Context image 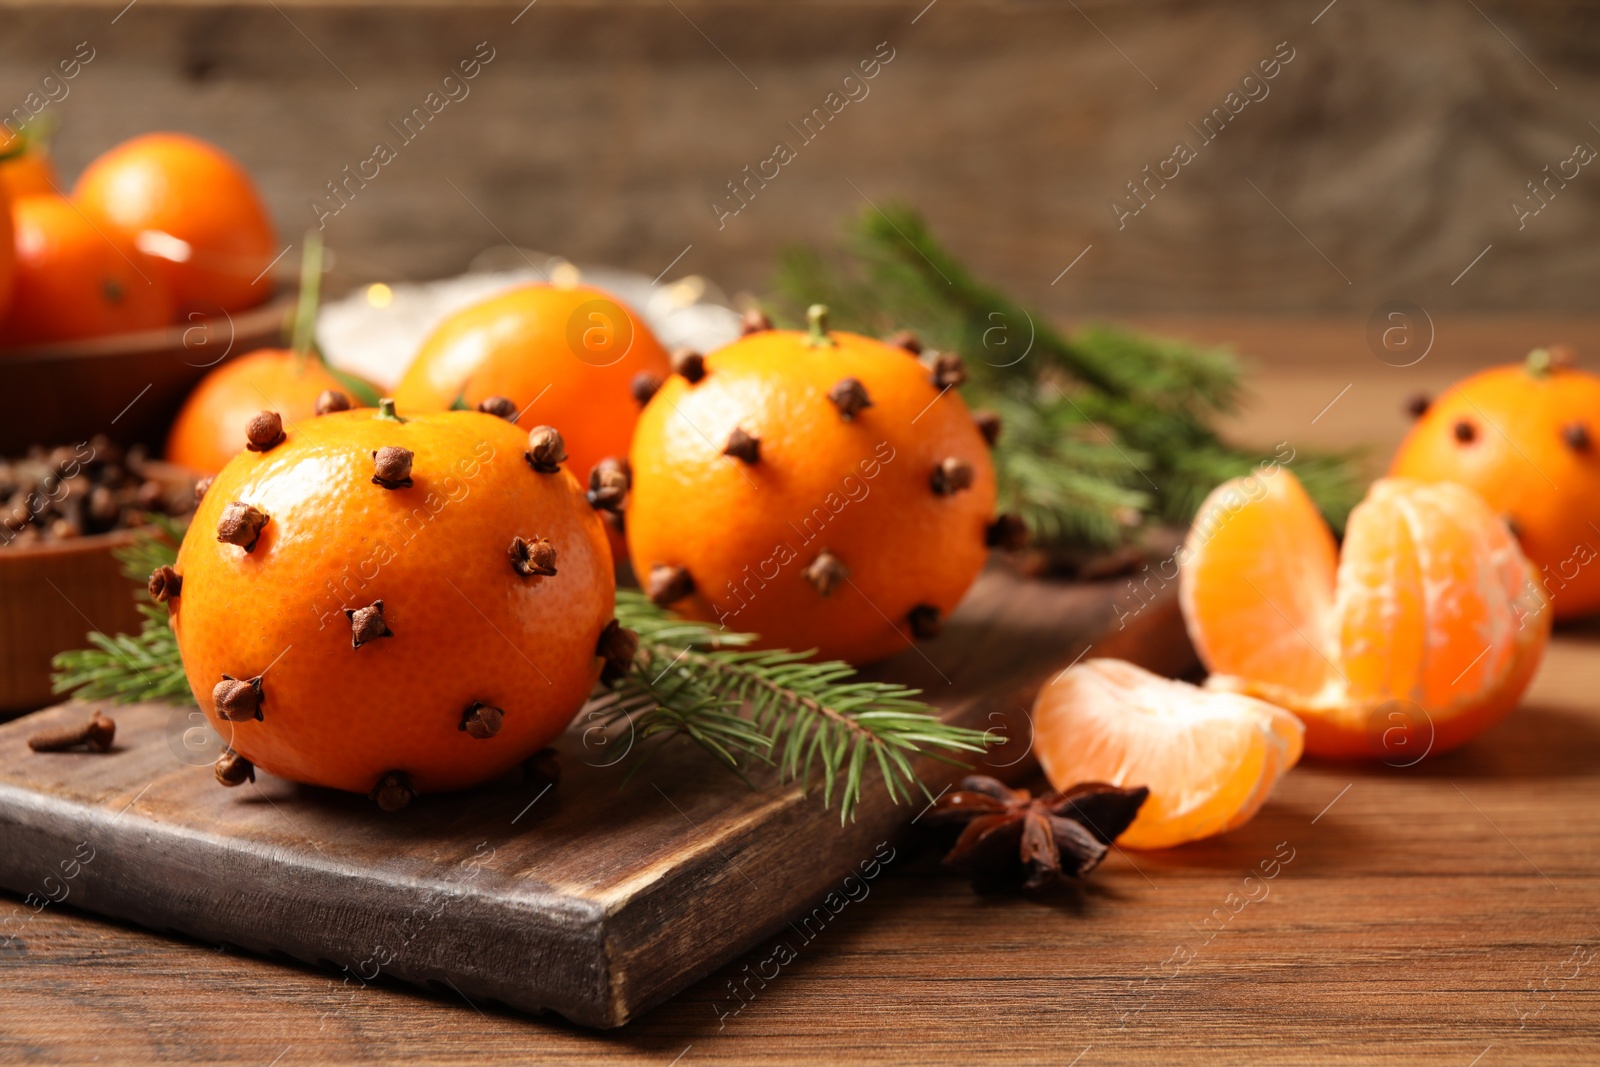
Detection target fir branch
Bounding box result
[50,530,996,822]
[51,514,195,706]
[610,591,993,822]
[52,603,193,704]
[768,205,1364,550]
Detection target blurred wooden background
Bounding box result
[1,0,1597,318]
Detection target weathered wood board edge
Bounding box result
[0,580,1193,1028]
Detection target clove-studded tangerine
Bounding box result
[170,402,618,799]
[627,306,998,664]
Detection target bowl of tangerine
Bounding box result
[0,127,292,456]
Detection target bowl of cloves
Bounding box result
[0,436,196,715]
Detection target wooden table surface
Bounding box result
[5,317,1599,1065]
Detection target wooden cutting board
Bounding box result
[0,564,1193,1028]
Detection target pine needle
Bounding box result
[609,591,993,823]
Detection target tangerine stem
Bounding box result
[806,303,836,348]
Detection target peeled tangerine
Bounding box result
[1180,469,1550,760]
[168,401,621,809]
[1034,659,1303,850]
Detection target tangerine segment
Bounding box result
[1182,470,1551,759]
[1033,659,1304,850]
[1178,465,1339,701]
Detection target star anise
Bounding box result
[926,774,1149,892]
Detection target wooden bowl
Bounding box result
[0,527,148,715]
[0,461,196,716]
[0,295,293,455]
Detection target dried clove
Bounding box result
[740,308,773,334]
[630,372,663,405]
[827,378,873,421]
[371,446,415,490]
[214,749,255,787]
[345,600,393,648]
[671,349,706,384]
[27,709,116,753]
[647,564,695,606]
[973,410,1002,447]
[596,619,639,684]
[213,674,264,722]
[884,329,922,355]
[245,411,286,452]
[524,426,567,473]
[315,390,352,416]
[587,457,631,512]
[930,457,975,496]
[523,748,561,788]
[907,604,943,640]
[216,502,269,552]
[476,395,517,421]
[459,702,504,740]
[1454,419,1477,444]
[509,535,558,577]
[985,514,1030,551]
[147,564,182,603]
[930,353,968,389]
[1563,422,1591,452]
[371,771,415,812]
[722,426,761,464]
[804,551,849,596]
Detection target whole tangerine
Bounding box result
[0,194,172,348]
[1390,346,1600,618]
[393,282,673,495]
[74,132,278,315]
[166,348,364,475]
[169,402,621,803]
[0,182,13,322]
[625,307,1001,665]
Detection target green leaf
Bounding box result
[327,365,384,408]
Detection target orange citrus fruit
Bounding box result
[170,404,617,801]
[166,348,358,475]
[0,182,14,322]
[1033,658,1304,850]
[1390,347,1600,619]
[626,308,998,664]
[74,132,277,315]
[1180,468,1550,759]
[0,194,172,347]
[394,282,673,491]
